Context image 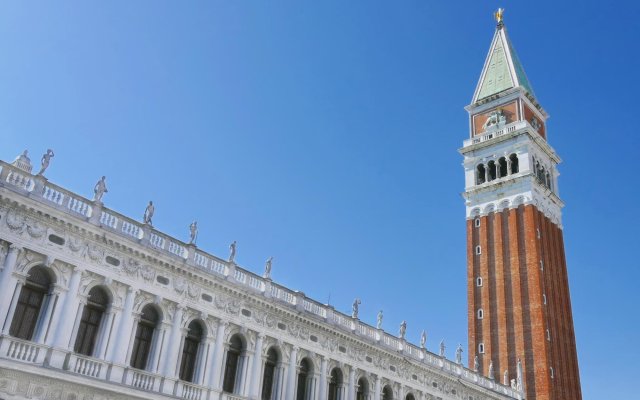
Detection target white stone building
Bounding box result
[0,153,522,400]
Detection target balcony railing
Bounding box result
[463,120,527,147]
[0,335,47,364]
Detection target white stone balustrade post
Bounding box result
[374,375,381,400]
[249,333,265,399]
[0,245,22,331]
[318,356,328,400]
[286,345,299,399]
[162,305,184,377]
[210,320,228,390]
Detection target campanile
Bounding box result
[460,11,582,400]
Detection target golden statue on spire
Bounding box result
[494,8,505,25]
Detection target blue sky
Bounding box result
[1,1,638,398]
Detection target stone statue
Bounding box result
[189,221,198,244]
[11,150,33,172]
[455,344,463,364]
[420,330,427,348]
[494,7,505,24]
[511,379,517,390]
[351,298,361,319]
[229,240,237,263]
[473,355,479,372]
[530,117,541,131]
[93,176,108,202]
[516,358,523,391]
[488,360,494,380]
[399,320,407,339]
[376,310,383,329]
[439,340,446,357]
[143,201,154,225]
[264,256,273,279]
[37,149,54,176]
[503,370,509,385]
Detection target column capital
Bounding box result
[8,244,23,255]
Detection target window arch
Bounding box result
[382,385,393,400]
[487,160,497,181]
[509,153,519,174]
[477,309,484,319]
[296,358,312,400]
[356,377,369,400]
[223,334,245,393]
[179,320,205,382]
[328,368,343,400]
[498,157,507,178]
[261,347,279,400]
[9,266,54,341]
[476,164,486,185]
[130,304,160,370]
[74,286,109,356]
[406,394,416,400]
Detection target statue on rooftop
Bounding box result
[420,330,427,348]
[93,176,108,203]
[503,370,509,385]
[516,358,523,391]
[351,298,361,319]
[36,149,54,176]
[488,360,495,380]
[376,310,383,329]
[12,150,33,173]
[189,221,198,244]
[456,344,463,364]
[439,340,446,357]
[399,320,407,339]
[264,256,273,279]
[229,240,237,263]
[143,201,155,225]
[474,355,479,372]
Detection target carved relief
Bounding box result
[26,220,46,239]
[252,309,277,329]
[68,235,84,253]
[133,291,155,313]
[5,208,26,233]
[123,257,140,276]
[213,294,241,315]
[86,243,105,263]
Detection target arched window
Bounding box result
[487,160,497,181]
[382,385,393,400]
[9,266,53,341]
[356,377,369,400]
[223,334,244,393]
[509,154,519,174]
[328,368,343,400]
[296,358,311,400]
[476,164,486,185]
[406,394,416,400]
[262,347,279,400]
[74,286,109,356]
[130,304,160,370]
[179,320,204,382]
[498,157,507,178]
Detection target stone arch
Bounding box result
[470,208,481,217]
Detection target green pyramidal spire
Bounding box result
[473,21,535,103]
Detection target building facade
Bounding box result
[461,17,582,400]
[0,153,521,399]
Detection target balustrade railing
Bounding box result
[100,211,119,229]
[42,185,65,205]
[126,369,159,392]
[69,354,106,379]
[463,121,527,147]
[179,382,205,400]
[0,336,46,364]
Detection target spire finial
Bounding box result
[494,8,505,27]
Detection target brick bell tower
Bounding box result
[460,10,582,400]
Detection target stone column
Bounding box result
[201,334,217,387]
[162,305,184,377]
[64,295,87,349]
[374,375,381,400]
[249,333,265,399]
[210,320,228,390]
[318,356,328,400]
[286,345,299,399]
[0,245,23,328]
[95,307,117,359]
[108,287,136,363]
[51,267,83,348]
[149,323,169,373]
[1,276,25,334]
[348,366,356,400]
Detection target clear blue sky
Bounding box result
[1,1,638,398]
